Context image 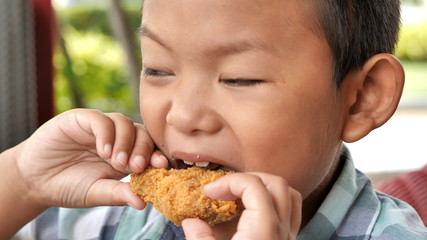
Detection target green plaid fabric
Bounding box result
[298,147,427,239]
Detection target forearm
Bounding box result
[0,144,47,238]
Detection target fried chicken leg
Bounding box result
[130,167,243,226]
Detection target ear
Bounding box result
[341,53,405,143]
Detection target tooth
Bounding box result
[183,160,194,165]
[195,161,210,167]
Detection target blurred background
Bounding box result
[52,0,142,120]
[0,0,426,179]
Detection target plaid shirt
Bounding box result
[15,147,427,240]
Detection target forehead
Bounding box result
[141,0,322,50]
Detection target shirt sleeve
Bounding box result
[13,207,126,240]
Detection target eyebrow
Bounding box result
[140,25,172,51]
[140,25,273,55]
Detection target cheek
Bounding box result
[285,101,342,194]
[139,89,168,146]
[235,95,342,193]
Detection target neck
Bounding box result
[300,150,345,229]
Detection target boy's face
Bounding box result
[140,0,345,199]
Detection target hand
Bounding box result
[12,109,155,209]
[182,173,302,240]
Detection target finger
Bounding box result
[128,123,155,173]
[86,179,146,210]
[203,173,277,239]
[105,113,136,171]
[249,173,293,226]
[289,189,302,239]
[59,109,116,159]
[253,173,302,239]
[182,218,216,240]
[149,150,169,169]
[204,173,273,208]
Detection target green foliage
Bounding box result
[58,6,142,38]
[54,6,141,118]
[401,61,427,97]
[395,22,427,61]
[54,29,136,115]
[58,8,113,35]
[401,0,424,5]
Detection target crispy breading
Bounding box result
[130,167,243,226]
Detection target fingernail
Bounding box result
[117,152,128,166]
[151,154,169,168]
[156,154,167,163]
[134,155,145,169]
[104,144,112,156]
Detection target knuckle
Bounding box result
[246,174,264,184]
[292,189,303,202]
[135,132,155,150]
[274,176,289,188]
[134,123,148,130]
[135,142,154,155]
[108,112,132,122]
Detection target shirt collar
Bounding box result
[298,146,375,239]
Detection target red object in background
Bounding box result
[32,0,54,126]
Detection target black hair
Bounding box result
[315,0,401,87]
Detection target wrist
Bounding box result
[0,144,47,238]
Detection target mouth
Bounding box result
[170,152,235,172]
[172,159,234,171]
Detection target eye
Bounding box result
[221,79,264,87]
[142,67,171,77]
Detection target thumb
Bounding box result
[86,180,146,209]
[182,218,216,240]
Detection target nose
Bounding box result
[166,82,222,135]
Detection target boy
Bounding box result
[2,0,427,239]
